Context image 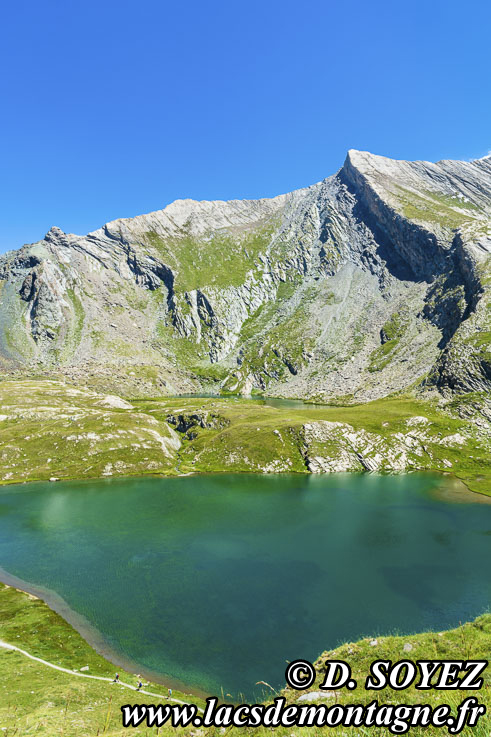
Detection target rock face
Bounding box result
[0,150,490,400]
[300,417,467,474]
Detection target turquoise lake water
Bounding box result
[175,393,332,409]
[0,472,490,699]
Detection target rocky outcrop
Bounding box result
[20,259,69,343]
[166,410,229,435]
[300,416,470,474]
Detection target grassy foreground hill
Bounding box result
[0,584,489,736]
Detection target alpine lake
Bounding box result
[0,467,490,701]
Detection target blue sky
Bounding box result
[1,0,489,253]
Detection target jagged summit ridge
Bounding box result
[94,191,292,243]
[0,149,489,400]
[345,149,491,215]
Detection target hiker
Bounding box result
[168,687,172,697]
[137,678,143,691]
[113,673,119,683]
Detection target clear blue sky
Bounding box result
[1,0,489,253]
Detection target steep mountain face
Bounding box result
[0,150,490,400]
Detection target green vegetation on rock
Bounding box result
[368,312,407,372]
[145,221,278,293]
[395,186,483,229]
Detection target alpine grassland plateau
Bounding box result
[0,381,489,495]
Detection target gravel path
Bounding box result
[0,639,203,711]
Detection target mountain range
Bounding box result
[1,149,490,401]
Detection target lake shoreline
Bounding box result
[0,467,489,502]
[0,565,209,700]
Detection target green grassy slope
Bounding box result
[145,221,278,293]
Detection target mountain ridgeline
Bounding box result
[1,150,490,400]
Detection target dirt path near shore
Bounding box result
[0,639,203,711]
